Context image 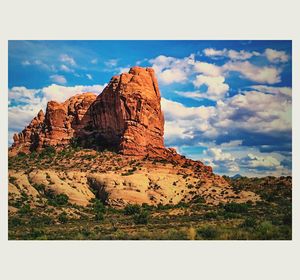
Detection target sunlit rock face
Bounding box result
[89,66,164,156]
[10,67,165,157]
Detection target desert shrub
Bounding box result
[133,211,148,225]
[58,212,68,224]
[197,226,219,240]
[30,215,53,226]
[70,137,81,149]
[44,189,69,206]
[203,211,218,220]
[16,152,27,160]
[91,198,105,212]
[121,167,137,176]
[156,203,174,210]
[29,228,45,239]
[9,217,24,227]
[175,201,189,208]
[54,194,69,206]
[18,204,31,215]
[165,229,188,240]
[282,213,292,226]
[29,151,37,160]
[39,146,56,158]
[224,202,249,213]
[141,203,154,211]
[114,230,129,240]
[255,221,280,240]
[95,212,104,221]
[241,217,256,228]
[90,198,105,221]
[9,176,17,184]
[124,204,141,215]
[33,183,46,193]
[192,196,205,204]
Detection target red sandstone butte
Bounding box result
[89,66,165,156]
[10,67,165,157]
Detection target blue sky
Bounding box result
[8,40,292,177]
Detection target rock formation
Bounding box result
[89,66,164,156]
[9,66,262,207]
[10,93,97,155]
[10,67,165,157]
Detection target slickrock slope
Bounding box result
[9,148,261,208]
[9,150,260,208]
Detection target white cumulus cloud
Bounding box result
[250,85,291,98]
[222,61,281,84]
[203,48,260,60]
[264,48,289,63]
[193,75,229,100]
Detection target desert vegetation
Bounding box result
[8,150,292,240]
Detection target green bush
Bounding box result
[39,146,56,158]
[9,217,24,227]
[124,204,141,215]
[133,211,148,225]
[55,194,69,206]
[241,217,256,228]
[29,228,45,239]
[192,196,205,204]
[58,212,68,224]
[282,213,292,226]
[223,211,239,219]
[95,212,104,221]
[224,202,249,213]
[197,226,218,240]
[17,152,27,159]
[141,203,154,211]
[256,221,279,240]
[91,198,105,212]
[203,211,218,220]
[33,183,46,193]
[45,189,69,206]
[90,198,105,221]
[9,176,17,185]
[18,204,31,215]
[30,215,53,226]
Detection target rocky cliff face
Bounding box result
[10,92,97,155]
[10,67,165,157]
[89,66,164,156]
